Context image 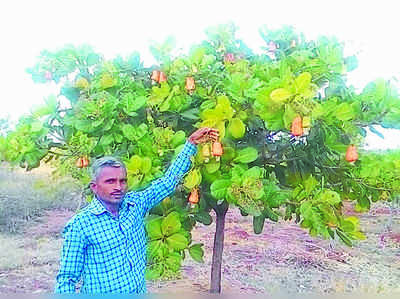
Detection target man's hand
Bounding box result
[188,127,219,145]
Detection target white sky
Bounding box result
[1,0,399,150]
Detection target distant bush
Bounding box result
[0,163,81,233]
[0,117,10,136]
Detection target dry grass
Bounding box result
[0,163,81,233]
[0,234,27,270]
[0,234,62,271]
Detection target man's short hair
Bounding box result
[90,156,126,181]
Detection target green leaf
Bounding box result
[336,229,353,247]
[146,217,163,240]
[61,85,80,103]
[170,131,186,148]
[234,147,259,164]
[152,83,170,100]
[200,100,216,111]
[113,133,123,143]
[350,231,366,240]
[131,95,146,111]
[300,201,313,219]
[264,206,279,222]
[86,53,101,66]
[102,119,115,131]
[74,119,93,133]
[92,119,104,128]
[341,220,355,232]
[253,215,265,234]
[159,98,170,112]
[270,88,292,102]
[214,95,235,120]
[205,160,220,174]
[345,216,360,228]
[166,232,188,250]
[357,196,371,210]
[221,146,236,162]
[165,252,182,272]
[243,166,262,179]
[100,134,114,146]
[122,124,136,141]
[335,103,355,121]
[147,240,163,258]
[141,157,152,174]
[180,108,200,121]
[320,190,341,205]
[261,109,285,131]
[99,73,116,89]
[231,164,247,184]
[30,121,43,132]
[161,211,182,236]
[190,47,206,64]
[194,211,213,225]
[184,169,202,189]
[228,118,246,139]
[126,155,142,175]
[294,72,312,94]
[122,124,148,141]
[189,243,204,263]
[303,176,318,194]
[210,179,231,199]
[174,144,185,156]
[24,152,41,170]
[327,227,335,239]
[145,264,162,280]
[136,123,148,140]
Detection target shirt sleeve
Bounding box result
[128,141,197,216]
[54,216,87,293]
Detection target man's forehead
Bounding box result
[97,165,127,178]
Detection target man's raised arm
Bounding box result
[127,128,219,215]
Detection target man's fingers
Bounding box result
[209,134,219,139]
[204,128,219,136]
[208,130,219,137]
[192,128,219,144]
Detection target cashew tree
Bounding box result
[1,24,400,293]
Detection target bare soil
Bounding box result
[0,202,399,295]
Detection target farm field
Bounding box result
[0,164,399,295]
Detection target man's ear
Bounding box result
[89,182,97,193]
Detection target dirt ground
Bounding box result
[0,201,399,295]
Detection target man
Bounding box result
[55,127,219,293]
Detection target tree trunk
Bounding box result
[210,201,229,293]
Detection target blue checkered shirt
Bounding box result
[55,141,197,293]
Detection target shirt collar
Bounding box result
[88,196,108,215]
[88,194,135,215]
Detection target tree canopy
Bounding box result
[1,24,399,282]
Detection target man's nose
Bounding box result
[114,181,122,190]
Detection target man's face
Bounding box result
[90,166,128,205]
